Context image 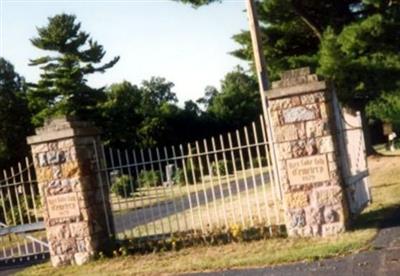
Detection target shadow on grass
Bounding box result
[352,204,400,231]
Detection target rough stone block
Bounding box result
[314,186,342,206]
[36,167,54,182]
[318,136,334,153]
[289,208,307,229]
[61,161,80,178]
[305,120,329,138]
[74,252,90,266]
[319,102,331,119]
[275,125,299,142]
[69,222,90,237]
[300,92,326,105]
[270,98,292,111]
[278,142,292,159]
[286,192,309,209]
[270,110,282,126]
[282,104,319,124]
[31,143,49,154]
[321,222,345,236]
[58,139,75,150]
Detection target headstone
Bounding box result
[266,68,350,237]
[27,116,113,267]
[165,164,174,186]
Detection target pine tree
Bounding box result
[0,58,32,167]
[28,13,119,126]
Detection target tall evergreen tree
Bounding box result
[0,58,32,167]
[28,13,119,126]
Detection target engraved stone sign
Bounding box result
[282,106,317,124]
[287,154,330,185]
[47,193,80,219]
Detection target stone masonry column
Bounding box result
[267,68,349,237]
[27,117,113,266]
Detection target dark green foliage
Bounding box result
[248,156,268,168]
[111,175,135,198]
[0,58,33,168]
[0,194,39,225]
[28,13,119,126]
[172,168,185,185]
[139,170,161,188]
[206,67,261,129]
[178,0,400,125]
[211,160,233,176]
[185,158,201,184]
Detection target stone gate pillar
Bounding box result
[27,117,113,266]
[266,68,349,237]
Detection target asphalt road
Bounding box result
[189,209,400,276]
[113,173,271,233]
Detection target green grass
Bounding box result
[17,155,400,275]
[373,143,400,156]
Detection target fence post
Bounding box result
[27,116,113,267]
[266,68,350,237]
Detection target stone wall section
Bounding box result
[267,68,349,237]
[27,118,112,267]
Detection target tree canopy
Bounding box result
[178,0,400,125]
[0,58,32,167]
[28,13,119,126]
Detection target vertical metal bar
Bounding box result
[25,158,38,223]
[211,137,228,228]
[163,146,181,233]
[3,169,16,224]
[10,167,24,225]
[140,149,158,236]
[124,149,141,238]
[0,180,8,225]
[244,126,262,223]
[187,144,204,232]
[228,132,245,227]
[132,149,150,238]
[171,145,189,232]
[108,147,126,238]
[219,134,236,225]
[147,148,166,236]
[116,149,133,238]
[93,142,112,237]
[252,121,272,230]
[179,144,195,230]
[203,139,220,228]
[195,141,212,229]
[18,162,31,224]
[236,130,254,226]
[260,115,281,225]
[155,147,173,236]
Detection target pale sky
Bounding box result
[0,0,249,104]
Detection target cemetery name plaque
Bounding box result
[287,155,330,185]
[46,193,80,219]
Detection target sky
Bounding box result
[0,0,250,104]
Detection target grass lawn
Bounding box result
[17,155,400,275]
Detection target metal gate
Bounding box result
[94,115,284,241]
[0,158,48,265]
[332,93,372,216]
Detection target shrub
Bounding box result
[172,168,185,186]
[247,156,268,168]
[1,195,38,225]
[139,170,161,188]
[111,175,134,198]
[211,160,233,176]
